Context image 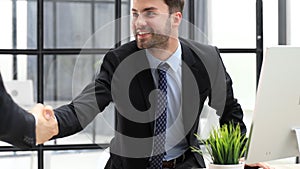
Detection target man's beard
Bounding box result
[136,33,170,49]
[135,19,172,49]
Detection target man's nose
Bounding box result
[134,15,147,27]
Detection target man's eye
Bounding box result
[132,13,139,18]
[145,11,156,17]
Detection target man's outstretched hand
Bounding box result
[30,104,58,144]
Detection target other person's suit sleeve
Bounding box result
[0,73,36,148]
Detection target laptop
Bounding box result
[3,80,35,109]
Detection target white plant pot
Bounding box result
[208,163,244,169]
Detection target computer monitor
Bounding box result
[245,46,300,163]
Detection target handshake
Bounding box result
[29,104,59,145]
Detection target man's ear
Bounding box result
[172,12,182,27]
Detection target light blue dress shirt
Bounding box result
[146,42,189,161]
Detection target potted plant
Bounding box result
[191,122,247,169]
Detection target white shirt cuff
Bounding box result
[33,113,38,126]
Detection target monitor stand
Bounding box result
[293,128,300,153]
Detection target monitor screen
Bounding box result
[246,46,300,163]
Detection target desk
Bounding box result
[193,165,300,169]
[202,154,300,169]
[270,164,300,169]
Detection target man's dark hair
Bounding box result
[164,0,185,13]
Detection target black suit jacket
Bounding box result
[54,39,246,169]
[0,73,36,148]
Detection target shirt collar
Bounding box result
[146,42,182,73]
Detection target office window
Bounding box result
[44,0,130,49]
[44,103,115,145]
[221,53,256,110]
[178,0,209,44]
[43,54,100,101]
[208,0,256,48]
[0,151,37,169]
[290,0,300,45]
[0,0,37,49]
[43,150,101,169]
[42,54,114,145]
[44,1,93,48]
[208,0,257,110]
[0,55,14,80]
[0,54,37,106]
[263,0,278,48]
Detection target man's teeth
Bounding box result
[138,32,149,35]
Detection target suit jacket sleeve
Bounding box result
[0,73,36,148]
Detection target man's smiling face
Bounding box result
[131,0,173,49]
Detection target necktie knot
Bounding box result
[157,62,169,74]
